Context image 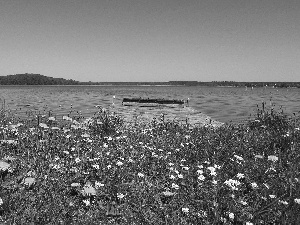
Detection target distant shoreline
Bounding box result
[1,84,300,88]
[1,74,300,88]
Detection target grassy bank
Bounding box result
[0,104,300,224]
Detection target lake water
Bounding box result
[0,85,299,125]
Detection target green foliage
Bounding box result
[0,74,79,85]
[0,105,300,224]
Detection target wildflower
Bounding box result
[0,160,11,172]
[234,155,244,161]
[83,199,90,206]
[182,207,189,213]
[71,182,81,187]
[152,152,158,158]
[171,183,179,189]
[90,163,99,169]
[52,164,61,170]
[81,133,90,138]
[246,222,254,225]
[197,210,207,218]
[128,158,134,163]
[2,140,17,145]
[212,180,218,185]
[236,173,245,179]
[95,181,105,188]
[63,151,69,155]
[39,123,49,129]
[182,166,189,170]
[240,200,248,206]
[116,161,123,166]
[107,165,112,169]
[169,167,174,171]
[207,167,216,176]
[170,175,176,180]
[16,122,23,127]
[214,164,221,169]
[82,183,96,196]
[255,154,264,159]
[23,177,36,187]
[198,175,205,181]
[229,212,234,220]
[3,156,16,162]
[162,191,175,196]
[268,155,278,162]
[63,116,72,121]
[251,182,258,189]
[210,170,217,176]
[294,198,300,204]
[220,217,227,223]
[279,200,288,205]
[168,162,174,166]
[70,167,78,173]
[103,143,108,148]
[137,172,145,178]
[178,174,183,179]
[224,179,241,191]
[75,158,81,163]
[117,193,125,199]
[269,195,276,199]
[71,124,79,129]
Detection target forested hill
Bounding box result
[0,74,79,85]
[1,74,299,87]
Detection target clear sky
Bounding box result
[1,0,299,82]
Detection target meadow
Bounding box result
[0,102,300,224]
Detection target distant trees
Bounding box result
[0,74,299,88]
[210,81,300,88]
[0,74,79,85]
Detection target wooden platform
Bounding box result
[122,98,185,107]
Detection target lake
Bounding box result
[0,85,299,125]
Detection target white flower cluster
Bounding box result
[267,155,278,162]
[295,198,300,204]
[224,179,241,191]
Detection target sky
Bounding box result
[0,0,299,82]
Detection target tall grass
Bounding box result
[0,103,299,224]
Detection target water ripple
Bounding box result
[0,85,299,124]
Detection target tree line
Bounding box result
[0,74,299,88]
[0,74,79,85]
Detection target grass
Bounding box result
[0,102,300,224]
